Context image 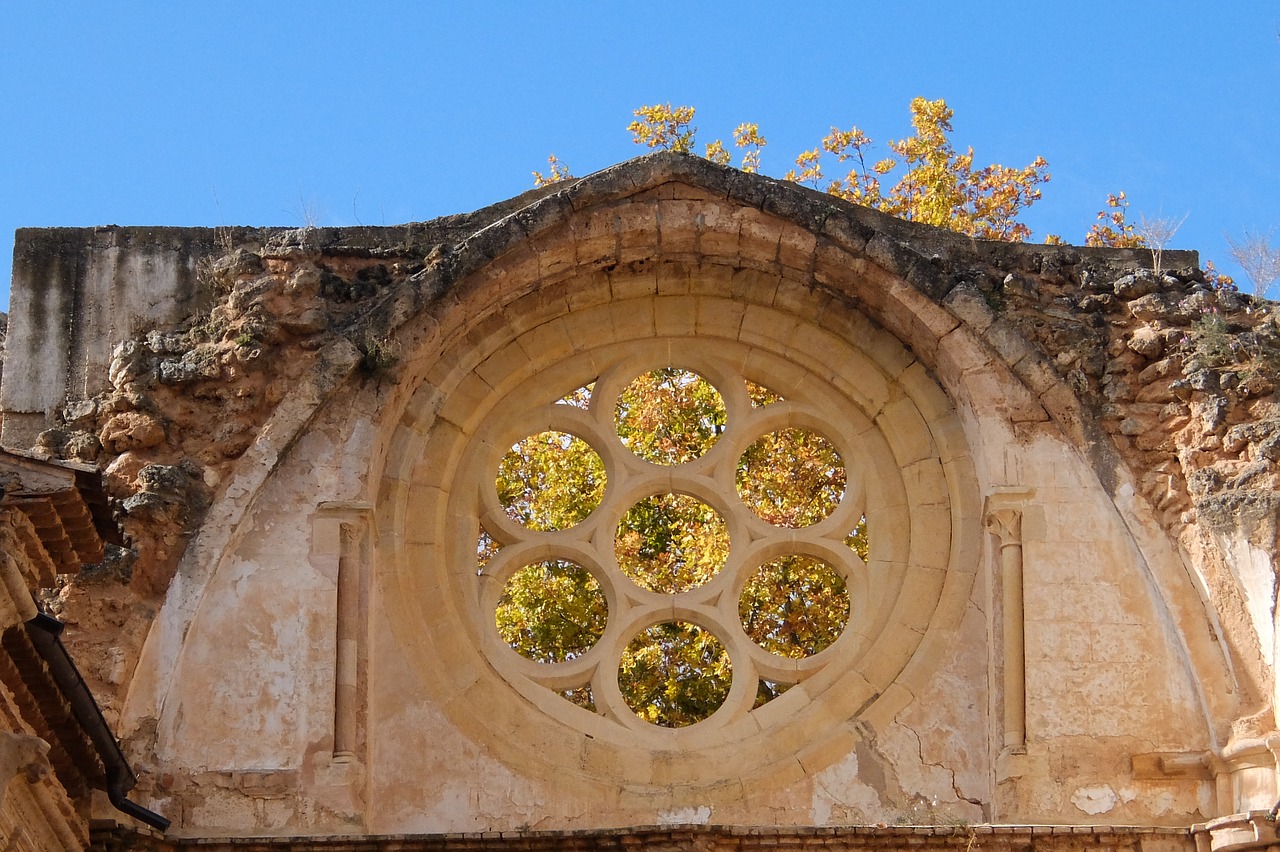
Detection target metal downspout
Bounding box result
[24,612,169,832]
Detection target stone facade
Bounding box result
[3,154,1280,850]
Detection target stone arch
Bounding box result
[374,256,981,798]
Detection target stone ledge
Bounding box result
[100,823,1195,852]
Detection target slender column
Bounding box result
[986,508,1025,752]
[333,521,361,761]
[313,502,373,765]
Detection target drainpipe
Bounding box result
[24,612,170,832]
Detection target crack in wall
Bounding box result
[899,717,988,822]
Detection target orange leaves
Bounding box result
[1086,191,1147,248]
[865,98,1049,241]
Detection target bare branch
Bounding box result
[1135,212,1187,278]
[1225,230,1280,298]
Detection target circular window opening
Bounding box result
[496,560,608,663]
[498,431,606,530]
[615,368,726,465]
[619,621,732,727]
[737,428,845,527]
[615,493,729,593]
[739,555,849,659]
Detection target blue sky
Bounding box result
[3,3,1278,308]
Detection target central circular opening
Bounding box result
[615,493,729,593]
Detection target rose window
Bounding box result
[475,360,870,730]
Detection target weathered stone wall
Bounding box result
[4,154,1279,844]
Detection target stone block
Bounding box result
[653,297,697,337]
[738,210,784,268]
[609,267,659,301]
[572,209,620,267]
[655,263,694,296]
[657,200,703,256]
[777,224,817,273]
[877,397,935,467]
[942,284,998,333]
[694,296,748,337]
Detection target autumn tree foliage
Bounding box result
[540,99,1053,243]
[1086,192,1146,248]
[530,99,1267,294]
[783,98,1050,241]
[535,100,1261,281]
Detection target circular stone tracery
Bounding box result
[473,357,878,730]
[386,276,976,790]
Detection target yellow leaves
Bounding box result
[704,139,730,166]
[732,122,766,173]
[907,95,955,137]
[733,122,765,147]
[707,131,766,171]
[530,98,1173,247]
[774,99,1052,241]
[628,103,697,153]
[823,126,872,160]
[809,125,884,208]
[849,98,1051,240]
[532,154,573,188]
[784,148,823,186]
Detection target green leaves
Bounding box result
[498,431,606,531]
[620,622,732,728]
[616,494,729,594]
[737,428,844,528]
[497,561,608,663]
[740,556,849,659]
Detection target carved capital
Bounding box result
[985,507,1023,547]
